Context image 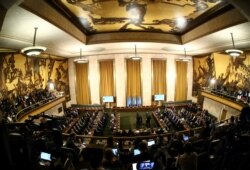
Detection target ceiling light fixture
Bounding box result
[225,33,243,57]
[74,48,88,63]
[130,45,141,60]
[21,27,46,56]
[176,48,192,62]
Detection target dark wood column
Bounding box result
[227,0,250,21]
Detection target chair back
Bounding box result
[63,158,75,170]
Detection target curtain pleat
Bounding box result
[126,59,141,97]
[175,61,187,101]
[99,60,114,98]
[75,63,90,104]
[152,59,167,95]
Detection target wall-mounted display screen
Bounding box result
[154,94,165,101]
[102,96,114,103]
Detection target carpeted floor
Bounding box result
[94,110,159,139]
[120,111,158,130]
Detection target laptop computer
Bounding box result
[132,161,155,170]
[40,151,52,161]
[112,148,118,156]
[183,134,189,142]
[147,140,155,147]
[133,149,141,156]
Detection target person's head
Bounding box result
[183,142,193,154]
[168,146,178,157]
[157,136,163,144]
[104,148,114,161]
[176,132,183,141]
[69,133,76,141]
[189,129,195,137]
[133,138,142,149]
[230,116,235,123]
[139,141,148,152]
[205,120,210,127]
[107,136,114,146]
[89,153,104,169]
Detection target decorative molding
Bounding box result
[87,32,182,45]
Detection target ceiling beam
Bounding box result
[182,8,247,44]
[0,6,7,31]
[0,0,22,31]
[227,0,250,21]
[20,0,87,44]
[87,32,182,45]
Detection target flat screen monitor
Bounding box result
[154,94,165,101]
[102,96,114,103]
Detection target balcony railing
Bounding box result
[16,96,65,122]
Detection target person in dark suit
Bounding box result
[133,141,152,163]
[199,121,211,140]
[146,112,151,128]
[175,142,197,170]
[65,133,80,155]
[136,112,143,128]
[102,148,124,170]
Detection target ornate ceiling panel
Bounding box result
[50,0,226,35]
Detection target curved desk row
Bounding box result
[16,96,66,122]
[201,90,246,121]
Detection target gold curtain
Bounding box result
[175,61,188,101]
[126,59,141,97]
[99,60,114,98]
[75,63,90,104]
[152,59,167,95]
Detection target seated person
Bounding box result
[132,141,152,163]
[175,142,197,170]
[104,136,118,150]
[64,133,81,155]
[102,148,123,170]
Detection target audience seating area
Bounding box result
[1,101,250,170]
[0,89,57,122]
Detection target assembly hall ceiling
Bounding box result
[49,0,228,35]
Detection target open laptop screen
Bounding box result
[133,149,141,156]
[112,148,118,156]
[183,134,189,142]
[40,151,52,161]
[132,161,155,170]
[147,140,155,146]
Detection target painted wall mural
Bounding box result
[0,53,70,100]
[192,52,250,97]
[192,54,215,96]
